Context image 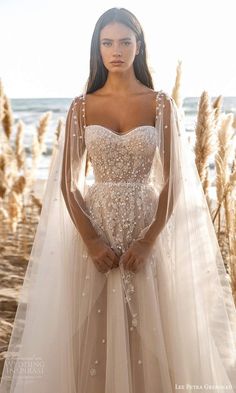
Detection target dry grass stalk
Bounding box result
[0,170,7,199]
[0,142,18,193]
[0,206,8,242]
[213,162,236,224]
[194,91,214,183]
[12,175,26,195]
[0,154,8,198]
[55,118,63,141]
[224,157,236,301]
[230,254,236,305]
[213,147,236,283]
[215,113,234,205]
[202,167,211,207]
[51,119,64,163]
[30,134,42,186]
[15,120,26,171]
[212,95,223,132]
[232,115,236,130]
[0,206,8,220]
[171,60,182,109]
[2,94,14,140]
[7,191,22,233]
[37,112,51,154]
[0,153,6,172]
[31,193,42,214]
[0,206,9,243]
[2,137,17,170]
[11,176,28,237]
[229,159,236,182]
[228,208,236,303]
[224,158,236,237]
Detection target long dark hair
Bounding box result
[86,7,154,93]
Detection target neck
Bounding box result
[102,68,143,95]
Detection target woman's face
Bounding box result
[99,22,141,73]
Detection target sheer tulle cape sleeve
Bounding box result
[60,95,101,245]
[131,92,182,244]
[0,94,108,393]
[0,112,82,391]
[128,91,236,387]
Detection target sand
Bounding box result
[0,179,46,377]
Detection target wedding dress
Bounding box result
[0,90,236,393]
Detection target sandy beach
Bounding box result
[0,179,46,376]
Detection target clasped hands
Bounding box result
[86,237,153,274]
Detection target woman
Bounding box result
[1,7,236,393]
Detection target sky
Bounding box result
[0,0,236,98]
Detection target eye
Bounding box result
[102,42,112,47]
[122,41,131,46]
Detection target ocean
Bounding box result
[9,96,236,180]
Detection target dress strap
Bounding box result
[155,90,164,126]
[81,93,86,130]
[75,94,86,131]
[70,95,86,156]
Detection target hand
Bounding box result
[86,237,120,274]
[120,239,153,273]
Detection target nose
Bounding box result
[112,51,122,59]
[112,43,122,57]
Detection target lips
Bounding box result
[110,61,124,64]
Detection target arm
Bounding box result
[140,94,178,245]
[60,98,100,247]
[61,97,123,272]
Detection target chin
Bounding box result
[106,64,132,73]
[109,69,126,73]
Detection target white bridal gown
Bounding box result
[0,90,236,393]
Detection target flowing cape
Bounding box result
[0,89,236,393]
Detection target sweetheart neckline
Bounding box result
[85,124,156,137]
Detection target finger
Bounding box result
[125,255,136,271]
[103,256,113,269]
[110,256,119,268]
[132,260,140,273]
[120,250,130,265]
[95,259,110,273]
[107,249,120,264]
[114,254,120,264]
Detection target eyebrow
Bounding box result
[101,37,132,41]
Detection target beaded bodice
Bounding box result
[84,125,159,184]
[75,91,166,253]
[83,124,162,254]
